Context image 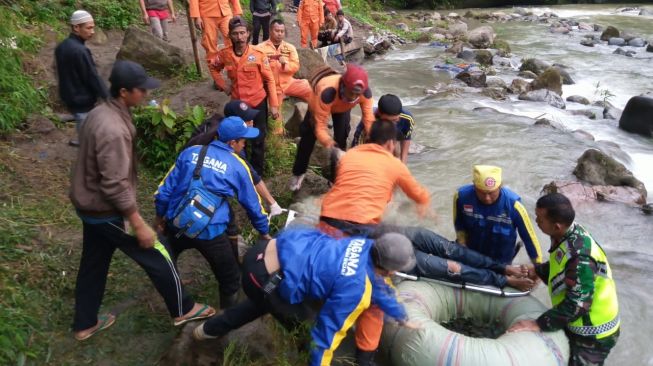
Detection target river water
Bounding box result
[362,4,653,365]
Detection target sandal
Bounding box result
[74,313,116,341]
[174,304,216,327]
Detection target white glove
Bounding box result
[269,202,286,218]
[331,147,345,160]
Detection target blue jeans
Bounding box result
[394,226,508,288]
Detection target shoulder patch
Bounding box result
[363,88,372,99]
[321,87,337,104]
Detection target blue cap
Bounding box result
[218,116,259,142]
[224,100,260,121]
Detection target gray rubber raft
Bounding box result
[380,280,570,366]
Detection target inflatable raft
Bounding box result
[380,280,570,366]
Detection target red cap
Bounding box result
[341,64,368,92]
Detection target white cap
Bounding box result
[70,10,93,25]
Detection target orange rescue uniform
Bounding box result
[297,0,324,48]
[312,74,375,149]
[258,40,312,103]
[189,0,243,82]
[213,45,279,109]
[320,142,430,352]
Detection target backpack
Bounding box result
[171,145,226,239]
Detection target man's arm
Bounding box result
[284,44,301,75]
[167,0,177,21]
[312,87,336,148]
[513,200,543,264]
[188,0,201,18]
[453,191,467,245]
[396,163,430,206]
[139,0,149,24]
[259,55,279,109]
[75,49,109,100]
[359,92,375,134]
[399,140,410,163]
[96,134,137,216]
[211,51,228,91]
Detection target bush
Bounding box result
[132,100,206,176]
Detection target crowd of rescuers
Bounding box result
[59,8,620,366]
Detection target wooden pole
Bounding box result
[186,0,202,77]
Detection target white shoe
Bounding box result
[289,174,305,191]
[193,322,218,340]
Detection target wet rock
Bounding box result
[603,103,622,120]
[481,87,507,100]
[117,26,191,73]
[513,7,529,16]
[542,180,647,206]
[569,109,596,119]
[628,38,646,47]
[640,8,653,16]
[25,114,55,134]
[293,170,331,201]
[600,26,620,41]
[530,67,563,96]
[491,39,511,57]
[618,96,653,137]
[519,58,551,76]
[613,48,635,57]
[608,37,626,46]
[473,107,500,114]
[445,41,464,55]
[295,48,327,79]
[474,50,493,66]
[285,102,308,138]
[519,89,566,109]
[642,203,653,215]
[448,12,460,19]
[534,118,564,129]
[550,26,570,34]
[518,70,538,79]
[552,65,574,85]
[573,149,647,200]
[580,39,596,47]
[457,49,476,62]
[492,56,512,68]
[486,76,507,89]
[648,44,653,52]
[572,129,595,141]
[509,78,531,94]
[468,26,495,49]
[455,70,487,88]
[448,21,468,38]
[593,24,603,32]
[415,32,432,43]
[621,33,636,42]
[395,23,409,32]
[567,95,590,105]
[431,11,442,20]
[578,22,594,31]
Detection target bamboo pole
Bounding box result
[186,0,202,77]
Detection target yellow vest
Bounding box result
[548,224,619,339]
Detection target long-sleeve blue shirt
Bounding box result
[154,140,269,239]
[276,228,407,366]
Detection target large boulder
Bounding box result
[284,102,308,138]
[600,26,620,41]
[468,26,495,49]
[542,180,646,206]
[88,27,108,46]
[628,38,646,47]
[518,70,538,79]
[509,78,531,94]
[566,95,590,105]
[580,39,596,47]
[445,41,464,55]
[603,103,622,120]
[519,58,551,76]
[618,96,653,137]
[116,26,190,73]
[648,44,653,52]
[552,65,575,85]
[481,87,507,100]
[474,50,494,66]
[486,76,507,89]
[455,70,487,87]
[530,67,563,96]
[573,149,647,201]
[519,89,566,109]
[448,21,468,38]
[457,49,476,62]
[292,170,331,201]
[491,39,511,57]
[613,47,635,57]
[608,37,626,46]
[295,48,327,79]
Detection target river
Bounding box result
[362,4,653,365]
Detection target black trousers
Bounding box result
[203,239,314,336]
[167,229,241,306]
[73,218,194,331]
[291,110,351,176]
[248,99,269,177]
[252,15,271,45]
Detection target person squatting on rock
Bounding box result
[55,10,109,147]
[69,60,214,341]
[154,116,272,309]
[193,227,421,366]
[509,193,620,366]
[211,16,280,176]
[138,0,176,41]
[454,165,543,265]
[289,64,375,191]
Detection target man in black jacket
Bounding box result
[55,10,109,146]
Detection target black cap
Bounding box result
[109,60,160,90]
[377,94,402,116]
[228,16,248,32]
[224,100,260,121]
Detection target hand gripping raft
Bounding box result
[380,280,570,366]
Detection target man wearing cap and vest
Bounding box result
[289,64,375,191]
[155,116,271,309]
[193,227,420,366]
[212,16,280,176]
[454,165,542,265]
[318,120,432,365]
[297,0,324,48]
[351,94,415,164]
[55,10,109,146]
[189,0,242,83]
[509,193,620,366]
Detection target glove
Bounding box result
[330,146,345,160]
[269,202,286,218]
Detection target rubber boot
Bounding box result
[355,348,377,366]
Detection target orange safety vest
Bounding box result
[214,45,279,108]
[189,0,242,18]
[297,0,324,25]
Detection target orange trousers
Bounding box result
[202,16,232,83]
[283,78,313,102]
[300,20,320,48]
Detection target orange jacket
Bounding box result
[311,74,374,148]
[213,45,279,108]
[297,0,324,25]
[189,0,242,18]
[320,144,431,225]
[258,40,301,92]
